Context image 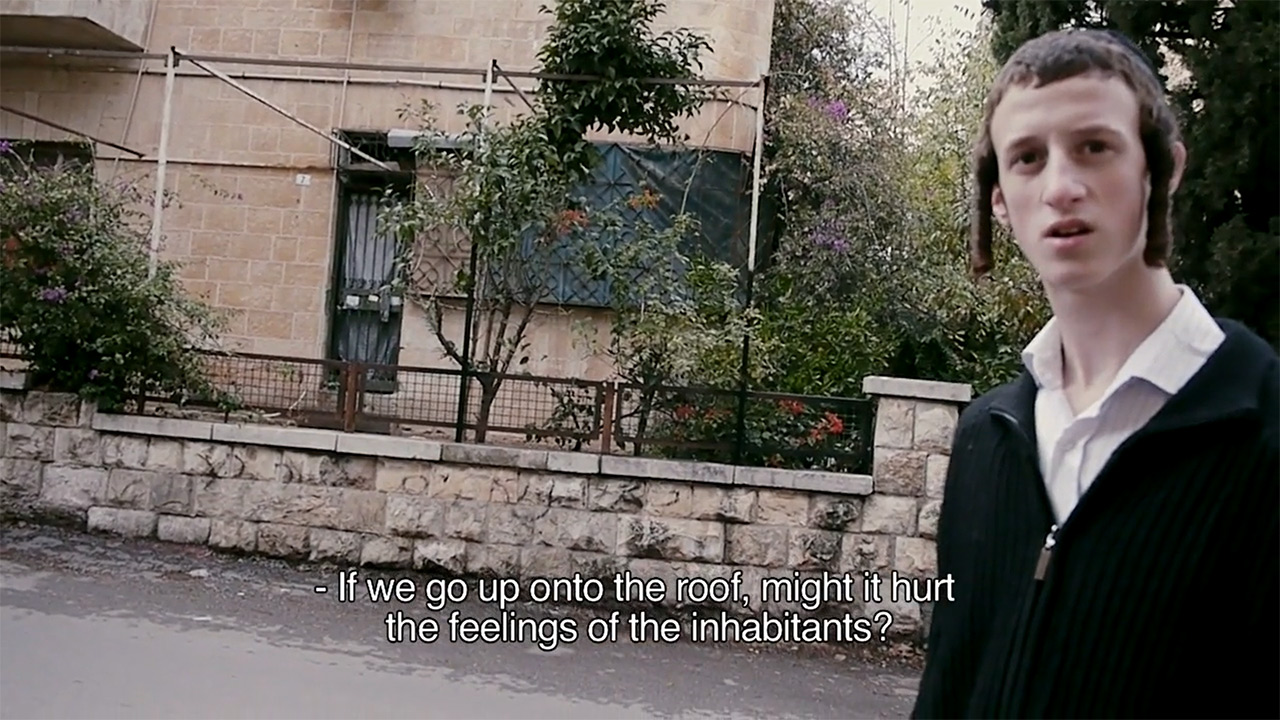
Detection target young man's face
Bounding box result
[988,72,1159,294]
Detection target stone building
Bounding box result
[0,0,774,389]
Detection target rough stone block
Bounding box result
[183,441,246,478]
[586,477,644,513]
[873,398,915,449]
[914,403,959,453]
[280,451,374,489]
[724,525,788,567]
[53,428,102,466]
[873,448,927,496]
[209,519,257,552]
[569,550,626,581]
[839,533,893,574]
[521,472,585,508]
[257,523,310,560]
[145,439,185,472]
[241,483,386,533]
[193,477,251,518]
[0,421,6,457]
[375,458,428,493]
[233,445,283,482]
[646,481,694,517]
[104,469,194,515]
[788,529,843,571]
[689,486,755,524]
[617,515,724,563]
[20,392,81,427]
[442,499,487,542]
[925,454,949,499]
[101,435,150,469]
[485,503,541,545]
[808,495,862,532]
[895,536,938,577]
[414,538,467,574]
[157,515,211,544]
[88,507,157,537]
[860,495,918,535]
[0,391,21,422]
[918,500,941,540]
[39,466,106,511]
[360,536,414,568]
[384,494,446,538]
[0,458,43,510]
[425,464,498,501]
[519,545,572,579]
[533,507,616,553]
[465,544,521,578]
[754,489,809,526]
[309,528,365,564]
[7,424,53,461]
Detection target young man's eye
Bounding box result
[1014,150,1041,166]
[1083,140,1109,154]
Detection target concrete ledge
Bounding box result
[734,466,872,496]
[442,443,548,470]
[601,455,734,485]
[211,423,339,452]
[547,450,600,474]
[92,413,214,441]
[0,371,28,391]
[863,376,972,403]
[336,433,443,461]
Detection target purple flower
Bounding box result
[810,227,850,253]
[88,369,99,380]
[0,140,11,155]
[825,100,849,121]
[39,286,68,303]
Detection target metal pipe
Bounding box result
[148,46,177,279]
[747,76,767,273]
[0,104,145,157]
[110,0,160,180]
[179,51,393,171]
[493,62,535,113]
[177,52,489,77]
[1,44,761,88]
[0,45,166,60]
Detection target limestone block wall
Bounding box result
[0,374,970,644]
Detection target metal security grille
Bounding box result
[328,132,415,393]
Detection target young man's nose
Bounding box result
[1040,154,1088,209]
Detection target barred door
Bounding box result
[329,177,406,393]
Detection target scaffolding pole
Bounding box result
[148,46,177,278]
[734,75,768,465]
[178,50,393,172]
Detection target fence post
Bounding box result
[599,381,616,453]
[342,362,360,433]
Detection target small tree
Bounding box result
[0,141,228,410]
[381,0,713,442]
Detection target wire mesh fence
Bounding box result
[0,342,874,474]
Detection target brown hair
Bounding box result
[970,28,1182,276]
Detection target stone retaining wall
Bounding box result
[0,375,970,643]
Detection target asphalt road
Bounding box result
[0,523,920,719]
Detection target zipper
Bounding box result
[1033,524,1058,581]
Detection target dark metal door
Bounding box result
[329,178,406,393]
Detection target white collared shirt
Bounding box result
[1022,285,1225,523]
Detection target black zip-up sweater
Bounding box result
[912,318,1279,719]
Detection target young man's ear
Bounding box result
[1168,141,1187,195]
[992,185,1010,228]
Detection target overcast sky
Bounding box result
[862,0,984,97]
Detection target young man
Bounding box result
[911,28,1278,719]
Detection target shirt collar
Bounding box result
[1021,285,1225,395]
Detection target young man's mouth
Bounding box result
[1045,219,1094,245]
